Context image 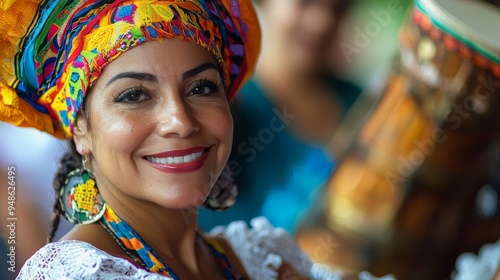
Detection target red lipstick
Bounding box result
[145,146,209,173]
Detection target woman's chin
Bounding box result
[151,190,210,210]
[288,51,326,73]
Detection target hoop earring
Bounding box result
[59,154,106,225]
[203,165,238,211]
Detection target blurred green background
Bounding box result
[332,0,413,91]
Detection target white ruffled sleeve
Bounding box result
[453,239,500,280]
[211,217,395,280]
[16,240,170,280]
[18,220,398,280]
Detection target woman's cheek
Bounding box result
[215,106,233,157]
[94,113,152,153]
[212,103,233,134]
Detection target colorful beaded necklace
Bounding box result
[99,205,243,279]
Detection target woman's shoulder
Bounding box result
[210,217,311,279]
[16,240,168,280]
[210,217,396,280]
[454,238,500,280]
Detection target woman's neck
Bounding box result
[101,187,202,274]
[256,63,326,104]
[256,55,326,99]
[257,40,326,86]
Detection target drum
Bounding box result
[297,0,500,279]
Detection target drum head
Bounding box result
[417,0,500,61]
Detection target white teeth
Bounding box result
[147,151,203,165]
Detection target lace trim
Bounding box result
[211,217,321,279]
[454,239,500,280]
[17,240,169,279]
[18,217,397,280]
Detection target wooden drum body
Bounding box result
[297,0,500,279]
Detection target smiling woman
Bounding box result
[75,39,233,212]
[0,0,347,279]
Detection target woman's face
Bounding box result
[263,0,347,71]
[73,40,233,209]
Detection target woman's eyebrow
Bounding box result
[182,62,219,80]
[105,72,158,87]
[105,62,219,87]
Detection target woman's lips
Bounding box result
[145,146,210,173]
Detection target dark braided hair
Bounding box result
[47,88,91,243]
[47,140,82,243]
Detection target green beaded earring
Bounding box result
[59,154,106,225]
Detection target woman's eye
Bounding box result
[113,87,150,103]
[191,85,212,95]
[189,79,222,96]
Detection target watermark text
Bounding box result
[6,166,17,273]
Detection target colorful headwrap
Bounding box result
[0,0,260,138]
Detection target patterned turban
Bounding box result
[0,0,260,138]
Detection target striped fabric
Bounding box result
[100,205,244,279]
[0,0,260,138]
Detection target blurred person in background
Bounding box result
[0,172,45,280]
[199,0,362,232]
[0,123,72,278]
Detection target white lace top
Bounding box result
[453,238,500,280]
[17,217,392,280]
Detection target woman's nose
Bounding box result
[157,96,200,138]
